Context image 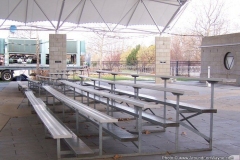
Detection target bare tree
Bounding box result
[170,35,201,61]
[9,29,37,39]
[170,36,184,61]
[190,0,228,36]
[170,0,229,61]
[87,32,128,69]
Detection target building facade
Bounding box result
[201,33,240,85]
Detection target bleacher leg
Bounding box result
[76,110,79,134]
[209,82,215,150]
[135,106,138,131]
[38,84,40,96]
[80,77,83,86]
[111,99,113,117]
[163,79,167,132]
[53,97,55,112]
[57,139,61,159]
[110,84,114,116]
[74,87,76,100]
[107,98,109,115]
[63,84,66,95]
[99,123,103,156]
[44,126,47,138]
[81,90,83,103]
[87,92,89,106]
[46,90,48,104]
[175,94,180,151]
[138,108,142,153]
[98,73,100,87]
[94,94,96,109]
[62,105,65,121]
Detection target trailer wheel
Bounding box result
[1,71,13,81]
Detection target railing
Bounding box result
[88,61,155,74]
[171,61,201,77]
[86,61,201,77]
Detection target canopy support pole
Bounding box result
[56,0,66,31]
[112,1,139,32]
[141,0,161,34]
[89,0,111,32]
[161,3,185,35]
[34,0,56,30]
[59,0,84,29]
[25,0,29,25]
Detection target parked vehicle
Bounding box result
[12,74,28,81]
[0,70,14,81]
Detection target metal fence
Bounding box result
[88,61,201,77]
[171,61,201,77]
[89,61,155,74]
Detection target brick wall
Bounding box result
[201,33,240,85]
[49,34,67,78]
[155,37,171,83]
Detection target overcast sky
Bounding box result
[171,0,240,33]
[0,0,240,47]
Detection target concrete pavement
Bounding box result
[0,81,239,160]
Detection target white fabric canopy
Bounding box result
[0,0,188,34]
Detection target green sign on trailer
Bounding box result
[8,39,41,53]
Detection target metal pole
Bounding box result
[63,84,66,95]
[46,90,48,104]
[44,126,47,138]
[81,90,83,103]
[175,94,180,151]
[87,92,89,106]
[113,74,116,81]
[80,77,83,86]
[57,139,61,159]
[207,66,211,87]
[94,94,96,109]
[74,87,76,100]
[76,110,79,134]
[163,79,167,132]
[63,105,65,121]
[138,108,142,153]
[209,82,214,150]
[110,84,114,116]
[99,123,103,156]
[98,72,100,86]
[38,83,40,96]
[93,80,96,89]
[176,61,179,76]
[107,98,109,115]
[53,97,55,112]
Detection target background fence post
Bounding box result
[176,61,179,76]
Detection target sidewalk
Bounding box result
[0,81,239,160]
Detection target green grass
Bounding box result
[176,78,198,81]
[0,80,11,83]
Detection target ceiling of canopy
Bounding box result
[0,0,188,34]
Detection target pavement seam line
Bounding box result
[0,117,10,132]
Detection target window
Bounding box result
[224,52,234,70]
